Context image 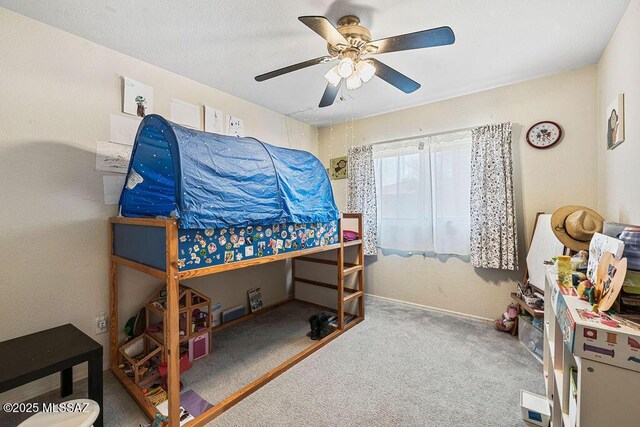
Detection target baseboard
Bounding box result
[365,293,493,322]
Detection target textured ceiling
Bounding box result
[0,0,629,126]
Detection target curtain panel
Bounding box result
[470,122,518,270]
[347,145,378,255]
[373,132,471,256]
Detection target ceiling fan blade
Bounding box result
[299,16,349,48]
[255,56,333,82]
[366,26,455,55]
[369,59,420,93]
[319,82,341,108]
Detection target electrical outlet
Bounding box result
[95,312,108,334]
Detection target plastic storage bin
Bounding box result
[521,390,550,426]
[519,315,544,361]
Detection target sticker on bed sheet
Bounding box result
[190,253,197,260]
[245,246,254,257]
[256,226,262,231]
[265,229,272,237]
[292,241,298,250]
[205,258,212,264]
[224,251,234,263]
[178,259,185,268]
[179,235,188,243]
[239,229,245,236]
[225,243,232,250]
[276,239,283,249]
[194,256,201,264]
[235,252,243,261]
[218,236,226,245]
[208,243,217,254]
[205,229,214,237]
[220,228,227,235]
[281,231,287,238]
[285,240,292,249]
[258,242,265,251]
[246,236,253,245]
[238,236,245,245]
[199,249,206,257]
[247,226,253,234]
[230,234,239,244]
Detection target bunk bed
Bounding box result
[109,115,365,426]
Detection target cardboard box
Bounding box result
[550,273,640,372]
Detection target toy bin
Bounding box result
[520,390,550,426]
[519,315,543,362]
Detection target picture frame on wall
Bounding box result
[606,93,625,150]
[329,156,348,180]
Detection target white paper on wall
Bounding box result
[226,115,244,137]
[109,114,141,146]
[204,105,224,134]
[123,77,154,117]
[96,140,132,174]
[170,98,201,129]
[103,175,126,205]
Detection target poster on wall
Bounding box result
[329,156,348,180]
[170,98,201,129]
[204,105,224,134]
[226,115,244,137]
[103,175,126,205]
[606,93,625,150]
[96,140,132,174]
[123,77,154,118]
[109,114,141,146]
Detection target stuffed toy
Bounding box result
[494,303,519,333]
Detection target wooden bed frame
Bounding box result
[109,213,364,426]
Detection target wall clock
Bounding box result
[526,121,562,149]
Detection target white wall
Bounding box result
[0,8,314,403]
[598,0,640,225]
[314,66,599,320]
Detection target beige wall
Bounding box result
[315,66,599,320]
[0,8,314,402]
[598,0,640,225]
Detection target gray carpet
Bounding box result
[0,297,544,426]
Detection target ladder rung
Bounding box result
[343,265,363,276]
[343,291,364,302]
[297,257,357,268]
[343,239,362,247]
[294,277,358,293]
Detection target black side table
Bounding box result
[0,324,103,427]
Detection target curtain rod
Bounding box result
[369,125,478,147]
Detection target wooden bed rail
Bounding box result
[109,212,365,427]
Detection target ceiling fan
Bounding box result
[255,15,455,108]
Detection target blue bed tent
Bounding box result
[119,115,339,230]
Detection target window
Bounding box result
[373,131,472,256]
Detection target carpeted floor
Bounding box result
[0,297,544,426]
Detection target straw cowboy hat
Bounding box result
[551,206,604,251]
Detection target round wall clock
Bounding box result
[526,121,562,149]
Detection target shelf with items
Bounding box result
[144,285,213,362]
[118,333,163,387]
[544,269,640,427]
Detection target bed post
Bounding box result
[357,213,365,318]
[337,215,345,329]
[109,220,119,370]
[165,220,181,427]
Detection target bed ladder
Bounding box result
[292,212,365,330]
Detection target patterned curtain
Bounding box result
[347,145,378,255]
[470,122,518,270]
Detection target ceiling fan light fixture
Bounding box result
[337,57,355,78]
[324,65,342,87]
[356,59,376,83]
[346,72,362,90]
